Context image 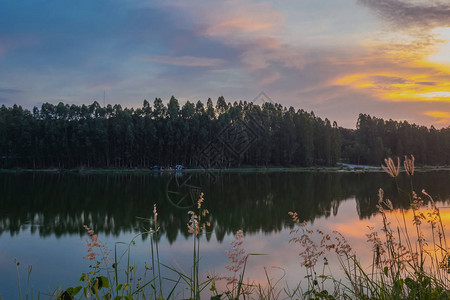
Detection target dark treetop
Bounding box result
[1,97,449,169]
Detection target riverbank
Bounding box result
[1,164,450,174]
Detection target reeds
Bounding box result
[283,155,450,299]
[47,193,213,299]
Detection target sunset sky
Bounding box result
[1,0,450,128]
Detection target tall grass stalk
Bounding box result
[141,203,164,299]
[26,264,32,300]
[285,155,450,299]
[186,192,212,299]
[14,258,22,300]
[338,155,450,299]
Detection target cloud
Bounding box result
[260,71,281,86]
[140,55,225,67]
[0,36,39,62]
[425,110,450,121]
[325,24,450,106]
[370,75,408,85]
[358,0,450,30]
[0,96,15,106]
[200,2,283,39]
[204,17,278,38]
[0,88,22,94]
[334,70,450,103]
[424,110,450,126]
[160,0,283,39]
[158,0,305,74]
[416,82,437,86]
[2,0,449,129]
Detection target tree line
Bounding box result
[341,114,450,166]
[0,97,449,168]
[0,97,340,168]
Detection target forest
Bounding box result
[341,113,450,166]
[0,96,449,169]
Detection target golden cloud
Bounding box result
[424,111,450,125]
[335,71,450,102]
[333,29,450,103]
[331,1,450,105]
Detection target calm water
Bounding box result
[1,170,450,299]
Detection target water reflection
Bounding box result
[1,171,450,242]
[2,171,450,299]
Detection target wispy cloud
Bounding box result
[424,111,450,125]
[200,2,282,39]
[334,70,450,103]
[1,0,449,128]
[327,0,450,108]
[158,0,305,77]
[259,71,281,85]
[0,88,22,94]
[358,0,450,30]
[140,55,225,67]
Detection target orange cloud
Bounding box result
[424,111,450,125]
[162,0,303,76]
[200,1,283,39]
[205,17,277,37]
[197,0,304,73]
[330,22,450,104]
[334,69,450,103]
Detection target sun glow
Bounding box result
[428,27,450,65]
[335,71,450,102]
[385,87,450,102]
[333,26,450,105]
[417,91,450,99]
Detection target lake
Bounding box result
[1,170,450,299]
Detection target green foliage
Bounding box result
[2,101,450,169]
[58,285,82,299]
[0,98,342,169]
[341,113,450,166]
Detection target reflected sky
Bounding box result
[1,171,450,298]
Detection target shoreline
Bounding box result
[1,165,450,174]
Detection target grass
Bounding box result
[285,155,450,299]
[11,155,450,299]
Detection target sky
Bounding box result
[1,0,450,128]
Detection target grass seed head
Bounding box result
[381,157,400,177]
[404,154,415,176]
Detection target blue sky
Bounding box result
[1,0,450,128]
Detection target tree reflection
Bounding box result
[1,171,449,243]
